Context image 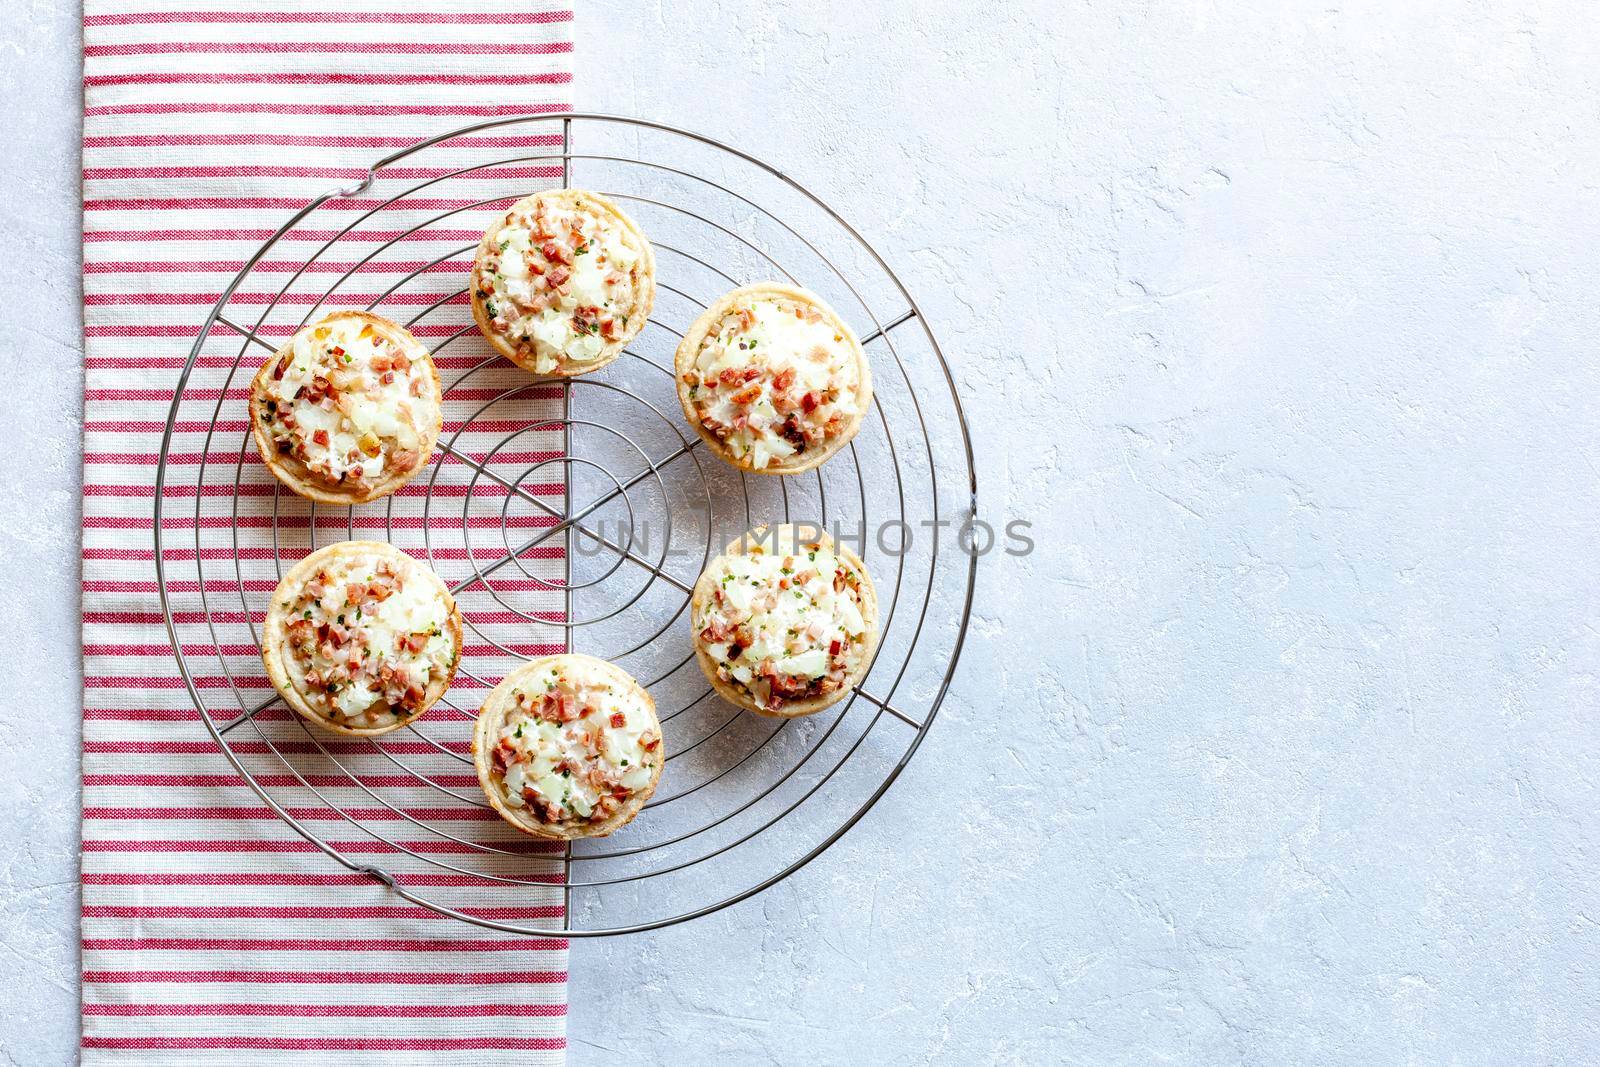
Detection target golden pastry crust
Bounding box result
[473,654,663,840]
[674,283,871,475]
[690,525,879,718]
[470,189,655,377]
[261,541,463,737]
[249,310,442,505]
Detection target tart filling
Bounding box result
[695,531,872,712]
[255,314,438,497]
[278,548,459,731]
[681,293,863,470]
[475,193,648,374]
[486,659,661,829]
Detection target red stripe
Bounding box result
[87,258,471,274]
[85,9,574,26]
[84,740,473,755]
[86,547,561,564]
[83,840,564,856]
[86,418,555,434]
[85,321,495,338]
[87,41,574,57]
[91,516,563,534]
[82,1036,565,1051]
[84,480,561,497]
[83,871,561,887]
[83,936,564,955]
[86,1002,566,1017]
[84,610,557,628]
[84,226,490,242]
[85,640,562,657]
[88,574,561,592]
[84,969,566,984]
[81,676,508,693]
[84,904,563,920]
[84,773,485,790]
[81,195,519,214]
[83,351,532,371]
[84,384,557,401]
[84,134,559,150]
[86,196,516,212]
[86,291,469,306]
[86,72,572,88]
[84,164,556,181]
[85,645,262,657]
[82,710,499,726]
[84,450,559,468]
[84,101,568,118]
[86,420,246,432]
[84,807,505,822]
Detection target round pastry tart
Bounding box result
[675,283,871,474]
[690,525,878,717]
[473,654,663,840]
[249,310,442,504]
[261,541,463,737]
[470,189,655,376]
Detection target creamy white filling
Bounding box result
[292,555,454,726]
[483,201,642,373]
[698,540,868,704]
[496,663,656,819]
[260,317,433,483]
[690,299,859,468]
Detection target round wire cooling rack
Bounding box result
[154,113,977,937]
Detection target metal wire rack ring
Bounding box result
[155,113,977,937]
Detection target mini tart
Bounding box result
[261,541,463,737]
[473,654,663,840]
[675,283,871,474]
[690,525,879,717]
[249,310,442,505]
[470,189,655,376]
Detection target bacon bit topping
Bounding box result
[257,316,433,493]
[694,532,869,711]
[689,296,861,469]
[493,663,658,826]
[476,195,646,374]
[283,554,455,729]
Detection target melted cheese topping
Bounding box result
[683,295,862,470]
[695,533,871,711]
[489,661,659,827]
[477,195,646,374]
[256,315,437,494]
[282,551,458,730]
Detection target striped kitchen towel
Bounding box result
[82,3,574,1062]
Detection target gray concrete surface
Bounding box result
[7,1,1600,1063]
[1,1,86,1064]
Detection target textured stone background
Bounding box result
[7,1,1600,1063]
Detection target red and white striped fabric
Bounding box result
[82,3,574,1062]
